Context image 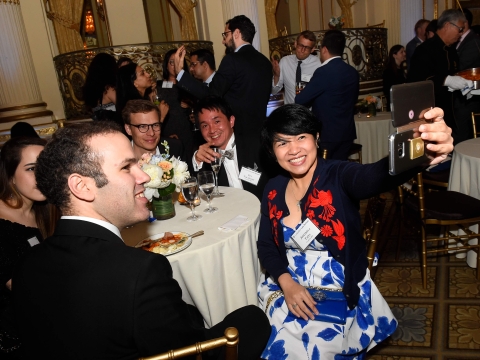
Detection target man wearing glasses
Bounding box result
[271,30,321,104]
[122,99,183,160]
[409,9,473,144]
[189,48,216,85]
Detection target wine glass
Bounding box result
[211,148,224,196]
[197,171,218,213]
[181,177,202,222]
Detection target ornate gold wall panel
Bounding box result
[53,41,213,120]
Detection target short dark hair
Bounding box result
[414,19,430,32]
[425,19,438,35]
[321,30,346,56]
[262,104,320,157]
[438,9,466,29]
[194,96,233,123]
[190,48,216,71]
[464,8,473,27]
[35,122,122,212]
[226,15,256,44]
[297,30,317,44]
[122,99,160,125]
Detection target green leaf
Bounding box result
[157,183,176,196]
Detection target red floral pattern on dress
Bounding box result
[307,189,336,222]
[268,190,277,200]
[320,225,333,237]
[331,219,345,250]
[307,209,315,221]
[268,201,280,247]
[311,218,319,228]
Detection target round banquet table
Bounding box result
[121,186,261,327]
[448,137,480,268]
[354,112,394,164]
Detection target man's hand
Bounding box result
[444,75,473,91]
[194,143,221,164]
[174,46,186,76]
[418,107,454,165]
[272,58,280,85]
[6,279,12,291]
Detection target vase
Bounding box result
[367,103,377,117]
[151,193,175,220]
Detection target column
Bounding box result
[221,0,261,51]
[400,0,423,46]
[0,0,53,130]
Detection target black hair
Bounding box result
[82,53,117,109]
[262,104,320,157]
[193,96,233,122]
[162,49,188,81]
[190,48,216,71]
[226,15,256,44]
[321,30,346,57]
[11,122,39,138]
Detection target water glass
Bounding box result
[181,177,202,222]
[197,171,218,213]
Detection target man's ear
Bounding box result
[67,174,96,202]
[229,115,236,128]
[125,124,132,136]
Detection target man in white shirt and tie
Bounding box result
[192,96,266,199]
[271,30,321,104]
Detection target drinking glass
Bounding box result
[211,148,224,196]
[197,171,218,213]
[295,81,306,94]
[181,177,202,221]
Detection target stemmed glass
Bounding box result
[197,171,218,213]
[211,148,224,196]
[181,177,202,222]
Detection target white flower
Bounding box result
[142,164,164,188]
[144,187,158,201]
[170,156,190,191]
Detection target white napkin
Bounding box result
[218,215,249,232]
[448,85,474,99]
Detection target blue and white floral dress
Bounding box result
[258,220,397,359]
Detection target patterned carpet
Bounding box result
[364,191,480,360]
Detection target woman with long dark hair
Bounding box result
[382,45,407,110]
[0,137,57,357]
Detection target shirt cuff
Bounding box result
[176,69,185,82]
[192,151,203,171]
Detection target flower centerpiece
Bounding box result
[356,95,381,117]
[329,15,345,30]
[139,141,190,220]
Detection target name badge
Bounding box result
[301,74,312,82]
[162,81,174,88]
[290,218,320,251]
[27,236,40,247]
[239,167,261,186]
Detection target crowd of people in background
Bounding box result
[0,10,468,360]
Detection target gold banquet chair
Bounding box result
[363,195,386,270]
[138,328,239,360]
[398,172,480,288]
[471,112,480,138]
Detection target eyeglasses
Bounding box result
[296,43,313,51]
[129,123,161,133]
[449,22,464,33]
[221,30,232,39]
[190,61,199,68]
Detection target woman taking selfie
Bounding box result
[257,104,453,359]
[0,137,56,357]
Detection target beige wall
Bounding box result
[20,0,64,120]
[105,0,149,45]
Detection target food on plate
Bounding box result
[457,68,480,81]
[141,232,189,254]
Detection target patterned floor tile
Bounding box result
[385,304,434,347]
[375,267,436,297]
[367,356,431,360]
[449,268,480,299]
[448,305,480,350]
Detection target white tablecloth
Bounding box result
[354,112,394,164]
[448,138,480,268]
[121,187,261,327]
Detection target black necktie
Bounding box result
[296,61,302,83]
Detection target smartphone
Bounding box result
[388,81,435,175]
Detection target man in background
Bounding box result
[189,48,216,85]
[406,19,430,69]
[271,30,321,104]
[295,30,358,160]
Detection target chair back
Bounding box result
[363,195,386,269]
[138,327,239,360]
[471,112,480,138]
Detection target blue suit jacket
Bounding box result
[295,58,358,143]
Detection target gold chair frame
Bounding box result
[471,112,480,138]
[139,327,239,360]
[363,195,386,270]
[398,173,480,288]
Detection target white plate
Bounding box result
[136,232,192,256]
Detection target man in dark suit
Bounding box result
[12,122,270,359]
[192,96,266,200]
[295,30,359,160]
[173,15,272,140]
[455,8,480,142]
[406,19,430,69]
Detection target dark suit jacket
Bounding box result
[457,30,480,71]
[177,45,272,137]
[12,220,208,359]
[406,36,422,69]
[197,132,267,200]
[295,58,358,143]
